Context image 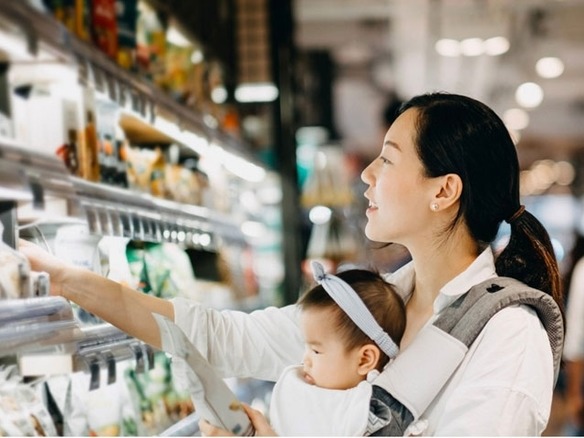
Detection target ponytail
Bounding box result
[495,208,564,317]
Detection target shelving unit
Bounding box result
[0,0,279,392]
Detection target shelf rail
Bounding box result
[0,296,157,389]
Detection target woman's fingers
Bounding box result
[242,404,277,436]
[18,238,67,295]
[198,404,277,437]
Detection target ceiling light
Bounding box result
[211,86,228,104]
[503,108,530,130]
[535,57,564,79]
[166,26,191,48]
[435,39,461,57]
[190,49,204,64]
[309,206,332,225]
[460,38,484,57]
[235,83,279,103]
[484,36,510,56]
[515,82,544,108]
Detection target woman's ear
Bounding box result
[357,344,381,376]
[432,173,463,210]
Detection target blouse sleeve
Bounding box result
[170,297,304,381]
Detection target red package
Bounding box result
[91,0,118,58]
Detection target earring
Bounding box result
[431,203,439,211]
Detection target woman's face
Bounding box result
[361,108,436,245]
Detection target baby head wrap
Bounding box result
[311,261,399,359]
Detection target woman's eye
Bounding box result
[379,156,391,165]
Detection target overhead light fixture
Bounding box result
[211,86,228,104]
[190,49,204,64]
[515,82,544,108]
[166,25,191,48]
[460,38,484,57]
[435,39,461,57]
[309,206,332,225]
[484,36,510,56]
[210,144,266,182]
[503,108,530,131]
[535,57,564,79]
[234,83,279,103]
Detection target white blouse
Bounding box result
[171,247,554,435]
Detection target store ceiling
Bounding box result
[294,0,584,164]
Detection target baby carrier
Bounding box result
[366,276,564,436]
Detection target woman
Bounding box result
[21,92,563,435]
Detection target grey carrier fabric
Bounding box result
[366,276,564,436]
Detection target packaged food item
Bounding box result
[124,352,193,436]
[164,163,202,205]
[0,224,32,299]
[78,87,100,182]
[74,0,91,41]
[94,98,123,186]
[135,2,166,83]
[125,146,166,197]
[86,376,122,436]
[43,0,76,33]
[90,0,118,59]
[115,0,138,70]
[0,367,58,436]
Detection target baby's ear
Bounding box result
[357,344,380,375]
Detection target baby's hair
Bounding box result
[298,268,406,370]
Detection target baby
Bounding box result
[269,261,406,436]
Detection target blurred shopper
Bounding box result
[563,232,584,435]
[21,92,564,435]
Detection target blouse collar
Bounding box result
[383,246,498,315]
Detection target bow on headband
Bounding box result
[311,261,399,359]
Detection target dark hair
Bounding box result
[399,92,562,312]
[298,269,406,370]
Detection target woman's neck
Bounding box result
[399,231,479,350]
[408,231,479,307]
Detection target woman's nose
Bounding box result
[361,162,373,184]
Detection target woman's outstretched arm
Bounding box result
[19,239,173,348]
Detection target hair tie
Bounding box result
[310,261,399,359]
[505,205,525,224]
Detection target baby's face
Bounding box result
[300,307,365,390]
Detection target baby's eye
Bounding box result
[312,349,321,355]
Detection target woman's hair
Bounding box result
[399,92,563,311]
[298,268,406,370]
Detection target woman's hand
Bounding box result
[18,239,71,297]
[199,403,277,436]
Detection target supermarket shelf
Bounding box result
[72,177,245,248]
[0,140,246,248]
[0,296,155,383]
[0,139,78,210]
[0,296,78,357]
[0,1,258,163]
